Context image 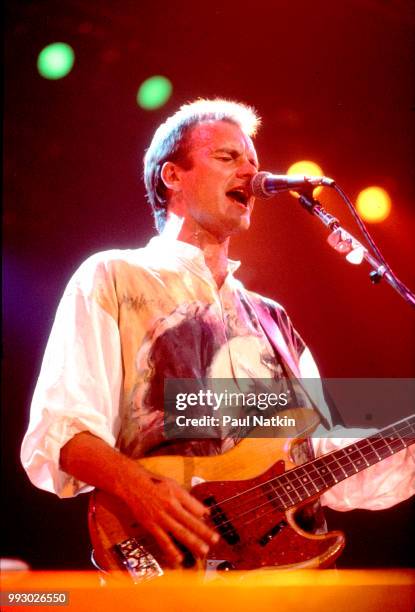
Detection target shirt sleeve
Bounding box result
[20,259,123,498]
[312,428,415,511]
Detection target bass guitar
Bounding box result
[88,413,414,581]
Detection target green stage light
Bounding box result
[37,43,75,80]
[137,76,172,110]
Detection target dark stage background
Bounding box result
[3,0,414,569]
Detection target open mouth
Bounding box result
[226,189,249,207]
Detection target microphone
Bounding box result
[251,171,335,199]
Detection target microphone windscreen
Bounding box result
[250,172,273,199]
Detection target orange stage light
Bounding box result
[287,160,324,197]
[356,186,391,223]
[1,570,414,612]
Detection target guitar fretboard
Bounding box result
[267,415,415,509]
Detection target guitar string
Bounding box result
[205,438,410,535]
[206,429,415,539]
[207,425,415,535]
[203,416,415,512]
[126,420,412,553]
[205,418,414,513]
[113,418,414,557]
[201,419,415,538]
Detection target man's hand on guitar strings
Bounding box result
[125,470,220,568]
[59,432,220,568]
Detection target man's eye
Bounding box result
[217,156,232,161]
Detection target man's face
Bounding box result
[174,120,259,240]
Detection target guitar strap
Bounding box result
[244,293,330,431]
[246,293,330,537]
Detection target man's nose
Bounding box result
[236,158,257,178]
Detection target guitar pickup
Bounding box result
[170,535,196,568]
[258,520,287,547]
[204,495,240,545]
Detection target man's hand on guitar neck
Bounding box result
[59,431,219,567]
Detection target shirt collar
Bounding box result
[146,235,241,277]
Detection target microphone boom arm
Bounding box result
[296,189,415,308]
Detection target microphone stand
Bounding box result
[296,188,415,308]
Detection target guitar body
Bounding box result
[88,436,345,576]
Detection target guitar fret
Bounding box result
[392,421,414,435]
[312,458,338,487]
[266,482,290,510]
[366,439,383,461]
[290,468,310,500]
[271,480,297,507]
[371,438,397,460]
[291,416,415,500]
[266,415,415,506]
[258,416,415,514]
[344,444,370,469]
[385,436,406,452]
[287,470,317,499]
[277,474,304,504]
[351,451,368,468]
[277,488,294,509]
[336,450,359,476]
[331,467,345,481]
[293,467,319,495]
[359,447,380,465]
[331,455,349,478]
[307,463,328,492]
[355,445,370,467]
[341,424,411,470]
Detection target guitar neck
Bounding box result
[270,415,415,509]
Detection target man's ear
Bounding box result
[160,161,183,193]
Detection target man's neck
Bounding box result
[161,215,230,288]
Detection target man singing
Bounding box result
[21,99,414,572]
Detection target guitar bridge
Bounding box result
[113,538,163,583]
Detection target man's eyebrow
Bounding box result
[212,147,237,155]
[212,147,259,168]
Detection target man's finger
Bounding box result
[175,486,211,518]
[161,512,211,559]
[147,522,184,568]
[173,503,220,546]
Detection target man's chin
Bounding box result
[197,213,251,242]
[228,215,251,235]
